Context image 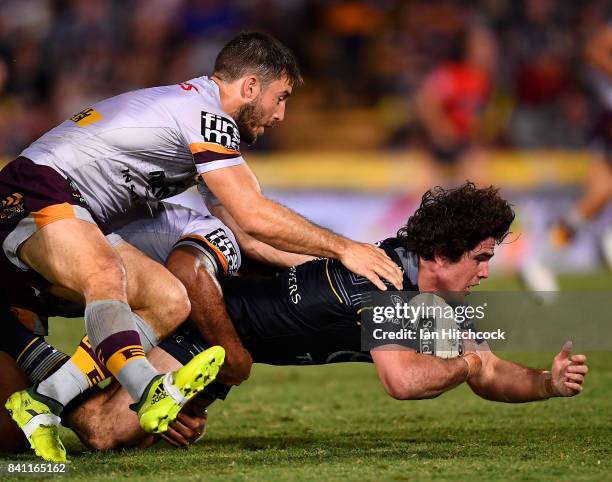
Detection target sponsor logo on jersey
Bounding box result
[201,111,240,152]
[205,228,239,274]
[0,192,24,220]
[179,82,199,92]
[69,107,103,127]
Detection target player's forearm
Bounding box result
[166,248,244,351]
[185,270,244,351]
[469,358,555,403]
[211,202,313,268]
[242,236,314,268]
[376,352,472,400]
[239,195,350,258]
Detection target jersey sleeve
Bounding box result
[174,213,242,277]
[174,94,245,175]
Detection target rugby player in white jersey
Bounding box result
[0,32,402,462]
[0,184,588,452]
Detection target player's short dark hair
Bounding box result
[213,32,303,87]
[398,182,515,262]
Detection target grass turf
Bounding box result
[1,273,611,481]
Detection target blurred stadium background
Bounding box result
[0,0,610,279]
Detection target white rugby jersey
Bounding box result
[111,202,241,277]
[21,77,244,224]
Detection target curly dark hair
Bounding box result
[398,182,515,262]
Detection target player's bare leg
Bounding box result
[15,219,163,404]
[7,218,223,462]
[65,348,187,450]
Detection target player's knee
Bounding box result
[82,255,127,300]
[68,406,120,451]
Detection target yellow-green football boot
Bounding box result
[5,387,67,463]
[133,345,225,433]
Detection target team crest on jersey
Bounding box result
[206,228,239,274]
[200,111,240,151]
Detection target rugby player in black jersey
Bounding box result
[0,183,589,451]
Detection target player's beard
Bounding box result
[234,96,266,145]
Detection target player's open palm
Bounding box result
[551,341,588,397]
[340,242,403,290]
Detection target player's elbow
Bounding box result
[382,377,434,401]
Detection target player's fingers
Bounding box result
[170,418,197,440]
[564,372,584,383]
[369,258,403,289]
[567,364,588,374]
[557,341,573,359]
[371,264,401,290]
[159,432,182,448]
[372,248,404,285]
[176,412,205,430]
[570,354,587,364]
[363,270,387,291]
[563,381,583,392]
[164,425,189,447]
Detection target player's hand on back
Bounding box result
[217,344,253,386]
[340,242,403,290]
[550,341,588,397]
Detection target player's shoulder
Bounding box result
[376,237,419,290]
[167,76,242,154]
[375,237,406,258]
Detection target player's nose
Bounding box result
[479,262,490,279]
[274,103,286,122]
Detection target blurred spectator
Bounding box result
[505,0,579,148]
[0,0,608,158]
[413,25,497,185]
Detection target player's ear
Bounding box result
[240,75,262,101]
[433,249,450,267]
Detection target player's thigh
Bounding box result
[0,352,29,452]
[66,347,181,450]
[116,242,190,334]
[18,218,127,301]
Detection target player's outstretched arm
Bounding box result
[166,245,252,386]
[371,348,481,400]
[467,341,588,402]
[201,165,403,290]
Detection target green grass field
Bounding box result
[2,273,611,481]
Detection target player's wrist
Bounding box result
[539,371,558,398]
[462,352,482,380]
[333,236,353,259]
